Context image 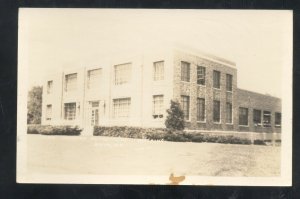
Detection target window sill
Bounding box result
[213,122,221,124]
[226,123,233,125]
[197,120,206,123]
[213,87,221,91]
[226,90,233,93]
[197,84,206,88]
[239,125,249,127]
[181,81,190,83]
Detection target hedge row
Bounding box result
[27,125,82,135]
[94,126,254,145]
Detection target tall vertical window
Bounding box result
[47,81,53,94]
[226,102,232,123]
[113,98,131,118]
[153,95,164,118]
[153,61,164,81]
[64,103,76,120]
[239,107,248,126]
[226,74,233,91]
[87,68,102,89]
[197,98,205,121]
[46,104,52,120]
[65,73,77,92]
[275,112,281,127]
[181,95,190,120]
[263,111,271,127]
[181,61,190,82]
[213,100,221,123]
[213,70,221,89]
[253,109,262,126]
[197,66,206,85]
[114,63,131,85]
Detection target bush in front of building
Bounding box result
[27,125,82,135]
[165,100,185,130]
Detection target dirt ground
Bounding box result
[26,135,281,177]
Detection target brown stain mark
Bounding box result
[167,173,186,185]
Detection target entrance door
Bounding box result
[90,101,99,126]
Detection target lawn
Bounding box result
[26,134,281,177]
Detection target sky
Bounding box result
[19,9,292,98]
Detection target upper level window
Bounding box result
[275,112,281,127]
[65,73,77,92]
[153,61,164,81]
[239,107,248,126]
[197,66,206,85]
[46,104,52,121]
[181,61,190,82]
[226,74,233,91]
[263,111,271,127]
[226,102,232,123]
[213,100,221,123]
[87,69,102,89]
[181,95,190,120]
[64,103,76,120]
[113,98,131,118]
[253,109,262,126]
[153,95,164,119]
[47,81,53,94]
[114,63,131,85]
[197,98,205,121]
[213,70,221,89]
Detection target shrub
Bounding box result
[165,100,185,130]
[253,139,267,145]
[27,125,82,135]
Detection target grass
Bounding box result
[26,135,280,177]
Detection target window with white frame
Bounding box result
[87,68,102,89]
[46,104,52,120]
[47,81,53,94]
[64,103,76,120]
[114,63,131,85]
[239,107,248,126]
[65,73,77,92]
[113,98,131,118]
[153,95,164,119]
[181,61,190,82]
[181,95,190,120]
[197,66,206,85]
[263,111,271,127]
[213,70,221,89]
[153,61,164,81]
[213,100,221,123]
[197,98,205,121]
[226,74,233,91]
[226,102,232,123]
[275,112,281,127]
[253,109,262,126]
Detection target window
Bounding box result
[253,109,262,126]
[153,61,164,81]
[65,73,77,92]
[181,61,190,82]
[197,66,206,85]
[275,112,281,127]
[213,100,221,123]
[197,98,205,121]
[263,111,271,127]
[87,69,102,89]
[226,74,233,91]
[46,104,52,120]
[113,98,131,118]
[114,63,131,85]
[239,107,248,126]
[213,70,221,89]
[64,103,76,120]
[47,81,53,94]
[153,95,164,118]
[181,95,190,120]
[226,102,232,123]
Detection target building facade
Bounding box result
[41,46,281,134]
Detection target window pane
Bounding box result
[113,98,131,118]
[153,95,164,118]
[197,66,206,85]
[213,70,221,89]
[47,81,53,94]
[275,112,281,127]
[239,107,248,125]
[64,103,76,120]
[197,98,205,121]
[226,102,232,123]
[114,63,131,85]
[263,111,271,127]
[253,109,262,125]
[226,74,233,91]
[88,69,102,89]
[181,61,190,82]
[153,61,164,81]
[213,100,220,122]
[46,104,52,120]
[181,95,190,120]
[65,73,77,92]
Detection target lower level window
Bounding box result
[239,107,248,126]
[181,95,190,120]
[213,100,220,123]
[197,98,205,121]
[263,111,271,127]
[275,112,281,127]
[46,104,52,120]
[253,109,262,126]
[64,103,76,120]
[113,98,131,118]
[226,102,232,123]
[153,95,164,119]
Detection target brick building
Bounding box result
[41,45,281,135]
